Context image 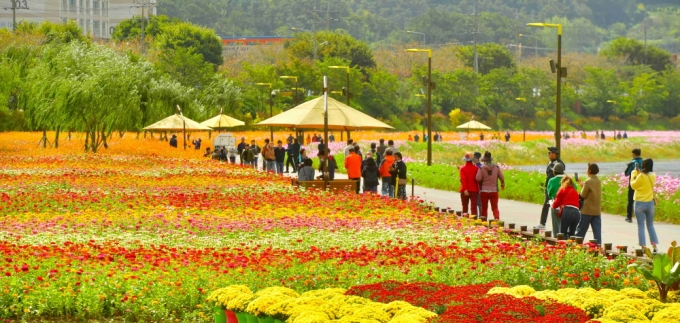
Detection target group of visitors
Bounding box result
[408,132,444,143]
[459,151,505,220]
[533,147,657,250]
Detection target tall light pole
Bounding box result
[291,27,317,61]
[406,48,435,166]
[516,97,527,142]
[415,94,426,140]
[280,76,301,142]
[406,30,426,44]
[528,23,564,154]
[329,65,352,140]
[256,83,274,141]
[519,34,539,65]
[279,76,299,106]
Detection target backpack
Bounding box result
[264,144,275,160]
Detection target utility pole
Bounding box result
[643,19,647,65]
[324,0,338,30]
[131,0,155,55]
[472,0,479,74]
[4,0,28,32]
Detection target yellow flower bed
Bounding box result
[488,286,680,322]
[208,285,437,323]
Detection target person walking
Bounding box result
[369,142,382,166]
[459,153,480,217]
[377,139,387,157]
[274,140,286,174]
[237,137,247,165]
[240,143,254,167]
[344,139,354,158]
[286,138,300,173]
[546,163,575,235]
[317,139,325,154]
[362,158,380,193]
[391,152,407,200]
[536,147,566,231]
[379,150,395,197]
[250,140,261,169]
[624,149,643,223]
[385,140,399,155]
[630,158,660,251]
[504,132,511,142]
[262,139,276,173]
[414,134,420,142]
[344,148,362,194]
[552,176,581,238]
[577,163,602,245]
[475,151,505,220]
[317,151,337,180]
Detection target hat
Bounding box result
[473,151,482,159]
[553,163,565,174]
[548,147,559,154]
[462,152,473,162]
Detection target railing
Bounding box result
[428,207,652,263]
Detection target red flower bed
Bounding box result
[345,281,589,323]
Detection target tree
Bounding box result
[198,75,242,119]
[111,15,181,41]
[580,67,621,120]
[285,30,376,69]
[154,21,224,67]
[156,47,215,89]
[457,43,515,75]
[601,37,672,72]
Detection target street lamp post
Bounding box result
[415,94,426,140]
[519,34,539,66]
[406,30,426,44]
[607,100,617,119]
[280,76,301,142]
[291,27,318,61]
[406,48,435,166]
[528,23,564,154]
[256,83,274,141]
[516,98,527,142]
[329,65,352,139]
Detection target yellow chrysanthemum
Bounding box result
[289,310,331,323]
[620,288,649,299]
[644,302,669,320]
[651,304,680,322]
[602,303,650,322]
[487,287,510,295]
[381,301,413,318]
[581,298,614,319]
[300,288,347,300]
[389,314,431,323]
[246,293,292,317]
[508,285,536,297]
[226,293,256,312]
[255,286,300,298]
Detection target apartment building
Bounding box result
[0,0,156,39]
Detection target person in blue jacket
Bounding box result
[624,148,643,223]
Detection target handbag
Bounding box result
[645,174,660,205]
[398,178,407,185]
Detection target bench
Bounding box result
[291,178,359,193]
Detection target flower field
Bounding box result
[0,132,674,322]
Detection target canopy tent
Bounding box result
[143,114,212,132]
[200,114,245,129]
[256,96,394,131]
[456,120,492,131]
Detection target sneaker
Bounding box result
[625,218,632,223]
[533,224,546,230]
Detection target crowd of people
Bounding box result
[190,131,660,250]
[199,134,409,200]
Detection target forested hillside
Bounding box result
[158,0,680,52]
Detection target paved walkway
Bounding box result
[289,170,679,252]
[245,157,678,251]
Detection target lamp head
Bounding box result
[516,98,526,102]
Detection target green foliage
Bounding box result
[111,15,181,41]
[285,30,376,69]
[457,43,515,75]
[629,253,680,303]
[601,37,672,72]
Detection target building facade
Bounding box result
[0,0,156,39]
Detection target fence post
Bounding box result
[411,178,415,197]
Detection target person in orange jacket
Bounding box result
[378,150,395,197]
[344,147,362,194]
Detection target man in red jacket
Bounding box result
[459,152,480,216]
[344,148,362,194]
[378,150,395,197]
